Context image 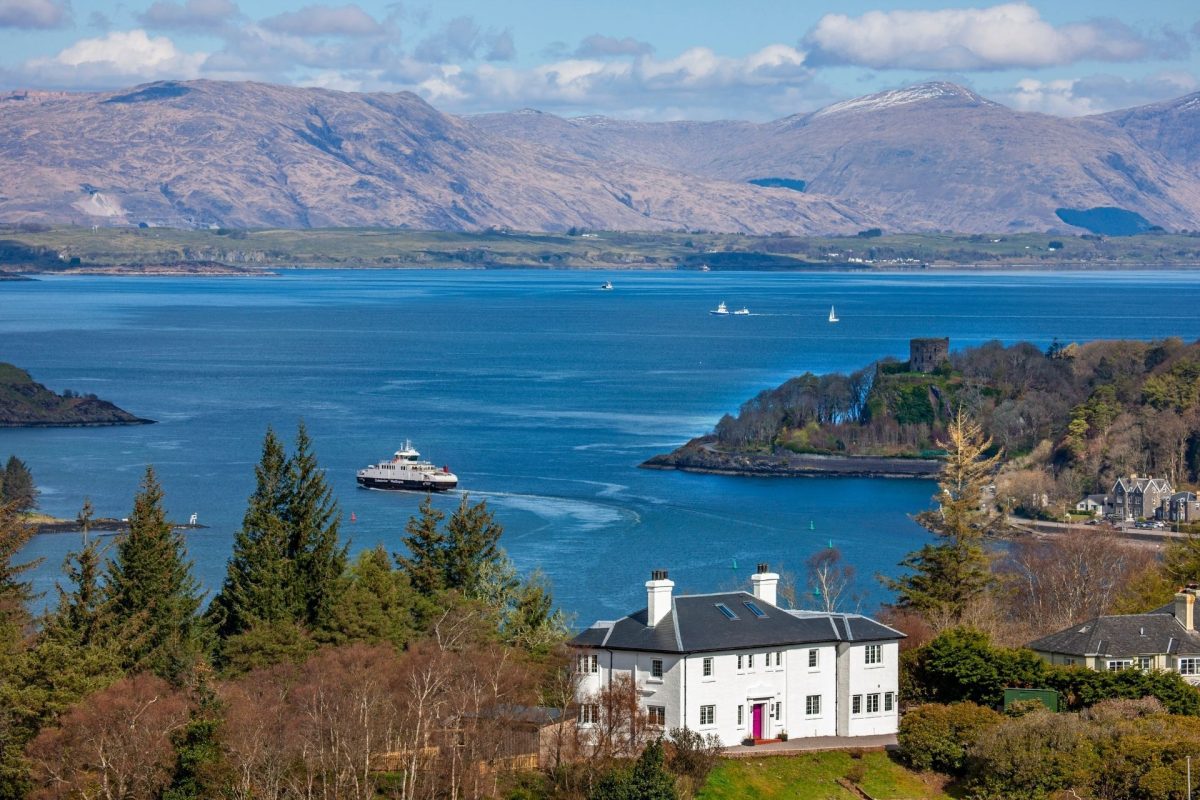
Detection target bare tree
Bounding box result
[26,673,189,800]
[998,528,1157,640]
[805,547,860,613]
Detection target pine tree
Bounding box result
[319,546,419,648]
[207,428,292,639]
[444,494,504,597]
[285,422,346,630]
[396,495,447,596]
[1,457,37,514]
[104,466,202,679]
[883,410,1000,628]
[0,500,39,799]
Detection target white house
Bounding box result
[569,565,903,747]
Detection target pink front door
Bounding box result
[751,703,764,739]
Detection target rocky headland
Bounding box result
[0,363,154,427]
[641,435,941,478]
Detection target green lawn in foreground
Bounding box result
[698,751,951,800]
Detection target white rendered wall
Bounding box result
[841,641,900,736]
[575,639,896,745]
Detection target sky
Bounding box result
[0,0,1198,120]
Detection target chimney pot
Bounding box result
[1176,588,1196,632]
[646,570,674,627]
[750,567,780,607]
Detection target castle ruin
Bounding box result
[909,337,949,373]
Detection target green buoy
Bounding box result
[809,519,815,531]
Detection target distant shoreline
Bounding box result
[641,438,941,479]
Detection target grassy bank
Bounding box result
[698,751,952,800]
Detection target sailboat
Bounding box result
[828,305,839,323]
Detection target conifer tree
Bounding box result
[444,494,505,596]
[883,410,1000,628]
[319,546,419,648]
[0,500,38,799]
[207,428,292,639]
[396,495,447,596]
[1,457,37,514]
[104,466,202,679]
[285,422,346,630]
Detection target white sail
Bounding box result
[828,305,839,323]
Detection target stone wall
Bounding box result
[909,338,949,373]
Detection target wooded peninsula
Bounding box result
[646,337,1200,521]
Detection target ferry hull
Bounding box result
[356,475,458,492]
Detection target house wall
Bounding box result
[576,642,871,747]
[841,641,900,737]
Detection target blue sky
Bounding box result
[1,0,1198,119]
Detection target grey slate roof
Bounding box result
[570,591,903,654]
[1027,604,1200,658]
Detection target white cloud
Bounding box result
[21,29,208,87]
[574,35,654,59]
[806,3,1159,70]
[260,4,383,38]
[413,16,514,63]
[139,0,239,32]
[1002,71,1200,115]
[0,0,69,29]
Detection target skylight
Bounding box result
[715,603,739,620]
[744,601,767,618]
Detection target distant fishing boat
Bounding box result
[733,307,750,315]
[600,281,613,290]
[828,305,839,323]
[710,301,729,315]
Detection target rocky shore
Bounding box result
[641,436,941,478]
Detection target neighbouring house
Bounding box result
[569,564,903,747]
[1026,585,1200,684]
[1109,475,1174,521]
[1075,494,1108,516]
[1166,492,1200,524]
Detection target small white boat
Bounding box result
[699,264,711,272]
[828,305,839,323]
[600,281,613,290]
[710,301,729,315]
[734,307,750,315]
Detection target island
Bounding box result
[643,337,1200,525]
[0,363,154,427]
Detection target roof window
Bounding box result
[715,603,739,620]
[743,601,768,618]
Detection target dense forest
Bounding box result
[713,337,1200,515]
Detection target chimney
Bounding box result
[646,569,674,627]
[1176,585,1197,631]
[750,563,780,607]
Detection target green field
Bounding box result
[3,224,1200,272]
[698,752,953,800]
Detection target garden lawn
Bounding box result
[697,751,952,800]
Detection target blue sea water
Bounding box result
[3,269,1199,624]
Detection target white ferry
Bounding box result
[356,441,458,492]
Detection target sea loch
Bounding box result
[5,269,1200,622]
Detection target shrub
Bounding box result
[665,727,721,782]
[898,701,1003,774]
[965,710,1098,800]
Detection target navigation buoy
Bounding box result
[350,512,357,523]
[731,558,738,571]
[809,519,815,531]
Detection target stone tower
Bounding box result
[909,338,949,373]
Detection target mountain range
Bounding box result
[1,79,1198,234]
